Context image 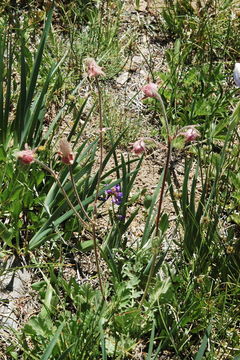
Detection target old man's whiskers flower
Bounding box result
[16,144,36,164]
[142,82,159,99]
[86,58,105,78]
[177,126,200,142]
[59,138,75,165]
[131,139,146,155]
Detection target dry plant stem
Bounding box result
[91,78,105,300]
[69,166,95,225]
[36,160,89,230]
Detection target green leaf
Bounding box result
[230,213,240,225]
[0,221,13,247]
[195,324,211,360]
[159,213,169,234]
[40,322,64,360]
[141,171,164,247]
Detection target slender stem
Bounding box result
[139,94,172,308]
[95,78,104,191]
[69,166,95,225]
[155,93,170,141]
[155,140,172,236]
[36,160,89,229]
[139,140,172,308]
[91,77,105,299]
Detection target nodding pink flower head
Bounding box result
[131,139,146,155]
[86,58,105,78]
[142,82,158,99]
[180,127,200,142]
[233,62,240,87]
[59,138,75,165]
[16,144,36,165]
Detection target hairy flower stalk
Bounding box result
[142,83,170,139]
[140,82,172,307]
[87,59,105,299]
[139,93,201,306]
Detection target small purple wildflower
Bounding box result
[105,184,123,205]
[115,184,121,192]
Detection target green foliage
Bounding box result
[1,1,240,359]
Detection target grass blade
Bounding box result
[195,324,212,360]
[40,322,64,360]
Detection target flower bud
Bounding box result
[142,83,158,99]
[16,144,36,165]
[131,139,146,155]
[86,58,105,78]
[178,126,200,143]
[59,138,75,165]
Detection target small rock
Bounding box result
[116,72,129,85]
[130,55,143,72]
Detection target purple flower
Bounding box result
[112,195,123,205]
[104,184,123,205]
[115,184,121,192]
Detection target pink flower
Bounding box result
[16,144,36,164]
[179,127,200,142]
[59,138,75,165]
[142,83,158,99]
[131,139,146,155]
[86,58,105,78]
